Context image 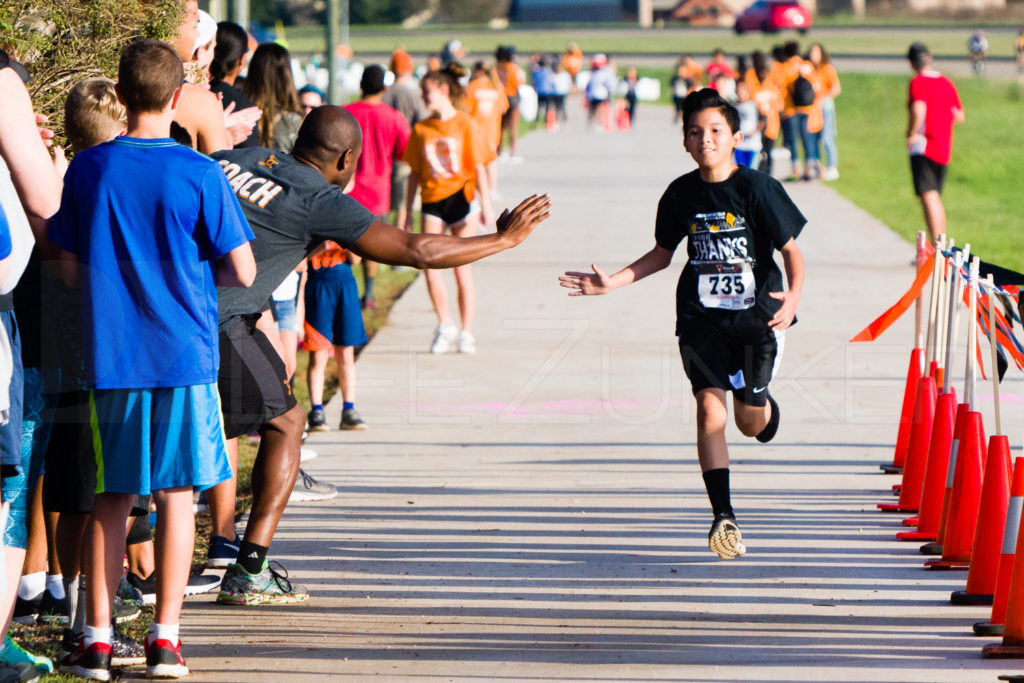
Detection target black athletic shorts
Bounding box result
[218,314,297,439]
[502,95,520,125]
[678,325,784,407]
[421,187,471,226]
[43,389,148,515]
[911,155,947,196]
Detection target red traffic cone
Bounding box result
[898,389,957,541]
[975,457,1024,636]
[953,435,1012,604]
[927,410,987,569]
[879,376,937,513]
[883,347,925,474]
[983,461,1024,656]
[920,402,972,555]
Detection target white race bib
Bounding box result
[697,262,756,310]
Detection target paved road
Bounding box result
[179,104,1024,681]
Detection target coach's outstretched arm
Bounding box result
[352,193,551,270]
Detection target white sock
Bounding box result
[148,622,179,646]
[17,571,45,600]
[46,573,65,599]
[83,625,111,648]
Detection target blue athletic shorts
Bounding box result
[303,263,368,351]
[89,383,233,495]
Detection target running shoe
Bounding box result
[340,407,366,431]
[0,636,52,676]
[0,662,36,683]
[756,394,780,443]
[708,513,746,560]
[457,330,476,354]
[217,560,310,606]
[57,629,82,662]
[113,596,141,623]
[429,322,457,354]
[111,623,145,666]
[59,641,111,682]
[290,469,338,502]
[118,574,145,606]
[823,167,840,181]
[144,638,189,679]
[11,595,39,626]
[126,571,222,605]
[37,588,68,624]
[306,407,328,432]
[206,533,241,569]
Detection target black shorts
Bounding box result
[218,314,297,439]
[42,389,148,515]
[678,326,784,407]
[502,95,520,125]
[911,155,947,196]
[421,188,471,226]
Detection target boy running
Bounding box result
[50,40,255,680]
[560,88,805,560]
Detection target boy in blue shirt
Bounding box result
[561,88,805,560]
[49,40,256,681]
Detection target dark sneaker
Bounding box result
[118,574,145,606]
[708,514,746,560]
[59,641,111,682]
[11,595,39,626]
[0,636,53,675]
[755,394,780,443]
[113,596,141,623]
[217,560,310,606]
[126,571,222,605]
[37,589,68,624]
[339,407,366,431]
[111,623,145,666]
[290,468,338,502]
[207,534,240,569]
[145,638,189,679]
[306,407,328,432]
[57,629,81,662]
[0,662,37,683]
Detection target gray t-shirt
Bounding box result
[211,147,375,322]
[382,80,426,128]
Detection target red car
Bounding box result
[733,0,812,34]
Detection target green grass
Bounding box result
[279,23,1024,59]
[831,73,1024,271]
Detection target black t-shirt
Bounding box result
[654,166,805,338]
[211,147,375,322]
[210,81,259,149]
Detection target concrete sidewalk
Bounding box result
[181,103,1023,682]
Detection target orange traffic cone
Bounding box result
[953,435,1012,604]
[927,410,987,569]
[975,457,1024,636]
[898,390,958,540]
[983,460,1024,656]
[920,402,971,555]
[545,108,557,131]
[931,359,944,389]
[879,376,937,513]
[883,347,926,474]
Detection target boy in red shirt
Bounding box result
[906,42,964,243]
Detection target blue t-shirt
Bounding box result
[49,137,254,389]
[0,205,10,261]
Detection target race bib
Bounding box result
[697,262,756,310]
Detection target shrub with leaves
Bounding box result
[0,0,183,136]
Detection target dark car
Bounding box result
[733,0,812,34]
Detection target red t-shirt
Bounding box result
[343,100,411,216]
[908,71,962,166]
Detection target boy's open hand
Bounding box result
[768,290,799,329]
[495,194,551,245]
[560,264,612,296]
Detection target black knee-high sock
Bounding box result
[702,468,734,519]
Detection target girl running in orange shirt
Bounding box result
[402,63,496,354]
[465,62,509,195]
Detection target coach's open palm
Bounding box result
[496,194,551,246]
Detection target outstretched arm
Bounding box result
[352,193,550,269]
[768,237,803,330]
[559,244,673,296]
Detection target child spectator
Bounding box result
[50,39,255,681]
[622,67,639,127]
[298,85,325,118]
[244,43,303,152]
[560,88,804,560]
[551,58,573,123]
[746,51,781,176]
[210,21,262,149]
[670,62,694,125]
[733,80,762,168]
[402,63,495,354]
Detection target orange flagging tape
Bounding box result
[851,254,935,343]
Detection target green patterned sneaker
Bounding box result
[217,560,309,606]
[0,635,54,676]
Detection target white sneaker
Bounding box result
[823,167,840,181]
[430,323,457,354]
[299,447,317,463]
[457,330,476,354]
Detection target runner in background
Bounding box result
[465,62,509,196]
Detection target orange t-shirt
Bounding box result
[402,111,495,203]
[562,49,583,78]
[497,61,523,98]
[815,62,840,100]
[465,77,509,149]
[745,69,781,140]
[309,241,348,270]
